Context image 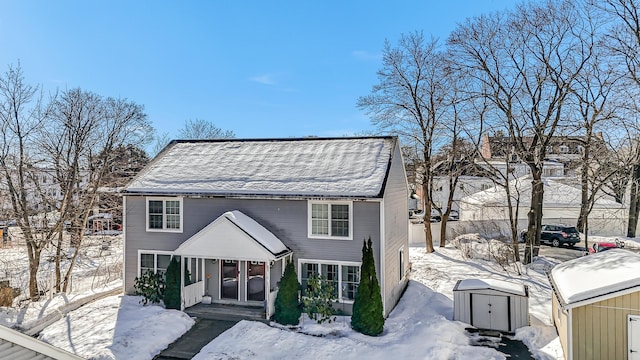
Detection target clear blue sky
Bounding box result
[0,1,516,143]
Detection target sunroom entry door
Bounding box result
[221,260,238,300]
[247,261,265,301]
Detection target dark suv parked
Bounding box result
[520,224,581,247]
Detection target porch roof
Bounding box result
[174,210,291,261]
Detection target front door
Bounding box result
[247,261,265,301]
[221,260,238,300]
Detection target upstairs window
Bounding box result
[146,197,183,232]
[309,201,352,239]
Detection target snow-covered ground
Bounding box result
[38,295,194,360]
[6,234,640,359]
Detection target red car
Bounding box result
[587,241,621,254]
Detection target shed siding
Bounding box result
[124,196,380,293]
[453,287,528,332]
[552,293,569,360]
[382,141,409,317]
[571,291,640,360]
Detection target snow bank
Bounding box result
[38,295,194,360]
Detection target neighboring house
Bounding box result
[549,250,640,360]
[122,137,409,318]
[458,176,626,235]
[479,133,605,173]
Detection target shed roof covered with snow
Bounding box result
[124,137,397,198]
[453,278,527,296]
[550,249,640,308]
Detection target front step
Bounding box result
[185,303,267,322]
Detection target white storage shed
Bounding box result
[453,278,529,333]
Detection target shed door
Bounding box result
[630,315,640,360]
[471,294,509,332]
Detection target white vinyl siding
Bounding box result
[308,201,353,240]
[146,197,183,232]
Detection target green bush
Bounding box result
[163,256,181,309]
[273,261,302,325]
[134,270,165,305]
[302,274,337,324]
[351,237,384,336]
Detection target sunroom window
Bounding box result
[299,261,360,302]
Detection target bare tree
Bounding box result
[178,118,235,140]
[599,0,640,236]
[46,92,150,292]
[571,34,624,235]
[0,63,49,300]
[449,0,593,263]
[358,32,446,253]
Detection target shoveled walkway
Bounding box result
[154,303,267,360]
[154,318,238,360]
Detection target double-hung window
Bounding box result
[146,197,183,232]
[139,251,172,277]
[308,201,352,239]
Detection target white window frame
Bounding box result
[297,259,361,303]
[146,197,183,233]
[307,200,353,240]
[137,250,174,277]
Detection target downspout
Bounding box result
[266,260,271,319]
[180,255,185,311]
[122,196,127,294]
[380,200,386,316]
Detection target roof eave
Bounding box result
[121,191,383,201]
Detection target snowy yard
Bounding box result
[2,234,639,359]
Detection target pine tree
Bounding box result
[163,257,181,310]
[351,237,385,336]
[273,261,302,325]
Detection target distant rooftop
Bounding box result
[124,137,397,198]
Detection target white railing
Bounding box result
[184,281,204,308]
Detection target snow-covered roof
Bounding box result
[223,211,289,255]
[174,210,290,260]
[454,278,527,296]
[550,249,640,307]
[125,137,396,198]
[461,176,623,209]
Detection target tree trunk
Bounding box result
[422,175,435,252]
[576,151,590,232]
[524,170,544,264]
[423,185,434,253]
[55,230,62,293]
[439,214,448,248]
[627,163,640,237]
[26,242,41,300]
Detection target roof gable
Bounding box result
[125,137,396,198]
[174,211,290,260]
